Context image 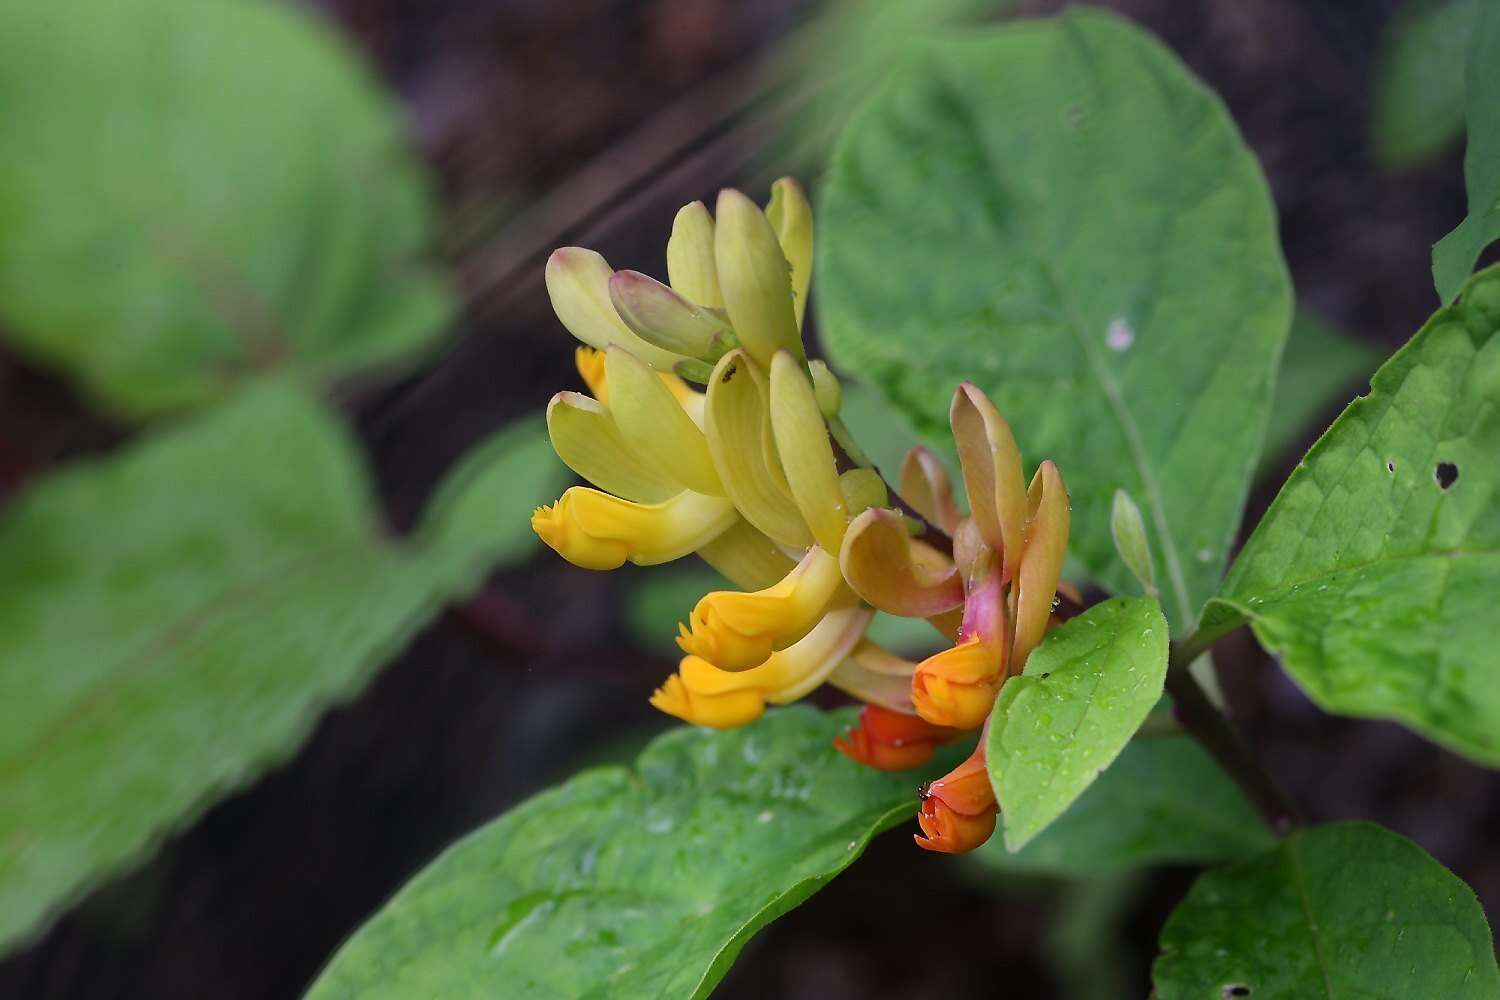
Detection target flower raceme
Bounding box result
[529,179,1071,854]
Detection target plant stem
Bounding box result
[1164,638,1302,836]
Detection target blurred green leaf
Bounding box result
[1153,822,1500,999]
[306,706,964,1000]
[1433,1,1500,302]
[1259,310,1385,476]
[0,0,452,419]
[973,737,1272,877]
[986,597,1169,851]
[1207,266,1500,765]
[818,10,1291,633]
[0,384,560,950]
[1371,0,1476,170]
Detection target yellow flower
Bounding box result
[677,546,847,671]
[532,488,736,570]
[651,605,872,728]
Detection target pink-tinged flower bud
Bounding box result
[834,704,962,772]
[609,269,737,361]
[531,488,736,570]
[840,507,963,617]
[911,560,1007,729]
[677,546,846,671]
[915,741,997,853]
[950,383,1027,582]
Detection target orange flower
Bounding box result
[910,560,1007,729]
[915,740,997,853]
[834,704,961,772]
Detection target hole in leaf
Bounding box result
[1386,461,1395,474]
[1040,672,1051,679]
[1221,987,1252,999]
[1435,462,1459,490]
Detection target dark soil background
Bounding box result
[2,1,1497,998]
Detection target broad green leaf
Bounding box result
[986,597,1169,851]
[0,0,451,419]
[1259,309,1385,477]
[1207,267,1500,764]
[1371,0,1477,170]
[817,9,1291,633]
[0,385,561,950]
[1153,821,1500,1000]
[306,706,963,1000]
[1433,1,1500,302]
[973,736,1272,877]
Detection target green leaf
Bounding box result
[1433,1,1500,302]
[0,0,452,419]
[1153,821,1500,999]
[817,9,1291,633]
[985,596,1169,851]
[973,736,1272,877]
[0,385,560,950]
[1207,266,1500,764]
[1110,488,1156,595]
[1371,0,1477,170]
[1259,309,1385,477]
[306,706,962,1000]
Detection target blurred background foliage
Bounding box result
[0,0,1495,997]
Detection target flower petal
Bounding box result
[704,350,813,549]
[833,702,960,772]
[950,383,1027,581]
[1013,459,1070,668]
[695,518,797,592]
[545,248,685,371]
[899,445,962,535]
[715,188,803,366]
[769,351,847,554]
[604,346,721,495]
[765,177,813,329]
[678,546,847,671]
[609,269,736,361]
[666,200,723,308]
[545,391,676,503]
[839,507,963,616]
[826,642,919,715]
[531,487,735,570]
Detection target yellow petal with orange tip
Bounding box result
[531,487,735,570]
[764,177,813,329]
[678,546,846,671]
[666,200,723,309]
[911,638,1004,730]
[651,605,872,727]
[545,391,676,503]
[839,507,963,617]
[704,350,813,549]
[544,248,684,371]
[899,445,962,535]
[1013,459,1070,668]
[949,383,1027,582]
[769,351,847,554]
[715,188,804,366]
[575,345,609,402]
[603,346,721,495]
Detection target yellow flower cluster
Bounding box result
[531,180,1071,853]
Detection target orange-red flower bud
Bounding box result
[914,742,997,853]
[833,704,962,772]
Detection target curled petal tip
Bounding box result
[834,704,960,771]
[914,797,998,854]
[840,507,963,617]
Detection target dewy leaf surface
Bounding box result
[0,385,561,950]
[973,736,1272,877]
[306,707,964,1000]
[817,9,1291,632]
[986,597,1169,851]
[0,0,452,419]
[1208,267,1500,764]
[1432,1,1500,303]
[1153,822,1500,1000]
